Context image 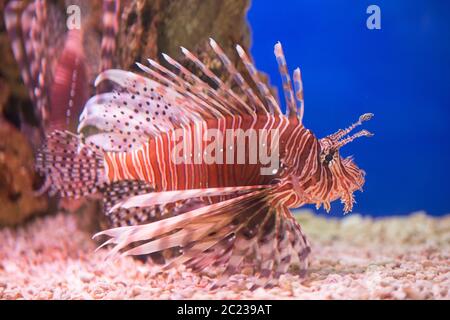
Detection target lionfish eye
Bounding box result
[323,149,335,165]
[325,153,334,163]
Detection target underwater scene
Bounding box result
[0,0,448,301]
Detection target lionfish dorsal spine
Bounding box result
[99,0,121,81]
[235,44,282,116]
[4,1,45,121]
[274,42,306,124]
[179,45,256,116]
[160,52,236,118]
[293,68,305,124]
[209,38,267,115]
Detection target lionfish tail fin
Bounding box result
[35,130,106,198]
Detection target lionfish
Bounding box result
[5,1,374,288]
[4,0,120,138]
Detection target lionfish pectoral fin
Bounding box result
[210,204,310,291]
[96,185,310,290]
[177,192,275,284]
[207,198,276,290]
[101,180,209,224]
[109,185,269,212]
[94,189,268,262]
[104,188,210,264]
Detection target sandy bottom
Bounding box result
[0,210,449,300]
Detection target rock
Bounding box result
[80,272,95,283]
[0,119,47,226]
[1,212,450,299]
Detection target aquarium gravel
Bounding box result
[0,211,448,300]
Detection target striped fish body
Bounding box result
[103,114,315,196]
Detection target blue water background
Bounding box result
[248,0,450,216]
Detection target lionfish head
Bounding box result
[318,113,374,213]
